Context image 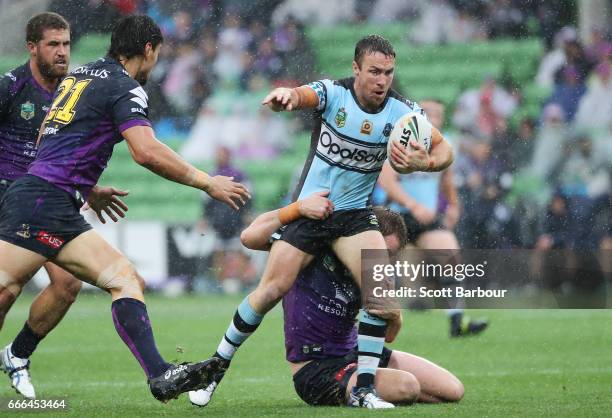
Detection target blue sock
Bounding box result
[111,298,169,379]
[356,310,387,388]
[215,296,263,361]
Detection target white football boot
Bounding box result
[189,380,218,407]
[347,385,394,409]
[0,344,36,399]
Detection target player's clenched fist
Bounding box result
[261,87,298,112]
[389,139,431,173]
[205,175,251,211]
[298,190,334,220]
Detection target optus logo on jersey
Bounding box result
[72,67,110,78]
[316,124,386,173]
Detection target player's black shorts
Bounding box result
[402,212,445,243]
[292,347,393,406]
[0,175,92,259]
[279,208,380,254]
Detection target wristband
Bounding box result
[185,167,211,190]
[294,86,319,109]
[278,201,301,225]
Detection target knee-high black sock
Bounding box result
[111,298,169,379]
[11,322,44,359]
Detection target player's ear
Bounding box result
[26,41,37,56]
[352,60,360,77]
[144,42,153,59]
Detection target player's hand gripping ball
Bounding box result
[387,111,432,174]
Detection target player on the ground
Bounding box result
[378,99,488,337]
[190,202,464,407]
[207,35,454,408]
[0,15,249,402]
[0,12,130,399]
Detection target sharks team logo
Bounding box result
[383,123,393,137]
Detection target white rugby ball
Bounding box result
[387,111,432,174]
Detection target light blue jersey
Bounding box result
[386,133,456,214]
[294,78,422,210]
[389,171,442,213]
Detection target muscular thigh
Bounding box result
[44,262,82,288]
[259,240,313,289]
[0,240,47,290]
[387,350,463,402]
[53,230,130,288]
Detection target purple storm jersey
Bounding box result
[28,57,151,202]
[0,62,54,181]
[283,252,361,362]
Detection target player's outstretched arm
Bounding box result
[261,85,319,112]
[240,191,334,251]
[122,125,250,210]
[84,185,129,224]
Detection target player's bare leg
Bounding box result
[191,241,314,408]
[387,350,464,402]
[417,230,488,337]
[27,264,82,335]
[346,367,420,404]
[0,241,49,398]
[0,290,17,331]
[248,241,314,313]
[2,263,81,398]
[344,350,464,404]
[54,230,219,402]
[332,231,395,408]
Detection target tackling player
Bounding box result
[0,15,249,402]
[0,12,129,399]
[190,202,464,407]
[208,35,454,408]
[378,99,488,337]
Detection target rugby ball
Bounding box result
[387,111,432,174]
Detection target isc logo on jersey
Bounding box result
[316,124,386,173]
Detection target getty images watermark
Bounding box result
[362,249,612,309]
[371,259,508,299]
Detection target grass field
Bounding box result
[1,293,611,417]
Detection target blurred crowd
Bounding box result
[45,0,611,291]
[441,23,612,251]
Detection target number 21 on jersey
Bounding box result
[46,76,92,125]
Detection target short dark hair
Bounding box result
[26,12,69,43]
[107,15,163,60]
[354,35,395,66]
[373,207,408,248]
